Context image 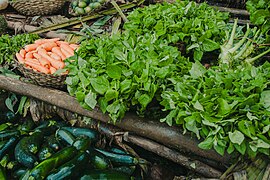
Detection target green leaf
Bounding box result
[227,142,235,154]
[90,76,110,95]
[214,143,225,156]
[194,50,203,61]
[189,61,206,78]
[193,100,204,111]
[217,98,231,116]
[229,130,245,145]
[138,94,151,108]
[98,97,108,114]
[198,137,214,150]
[260,90,270,110]
[106,100,120,114]
[234,142,246,155]
[17,96,27,115]
[5,98,14,113]
[107,65,122,79]
[120,79,132,93]
[238,120,255,139]
[105,89,119,102]
[75,91,85,102]
[202,39,220,52]
[85,92,97,109]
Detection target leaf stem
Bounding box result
[245,48,270,64]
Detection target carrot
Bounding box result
[16,53,25,64]
[24,44,39,52]
[19,49,26,58]
[41,42,58,51]
[38,48,65,69]
[56,41,69,46]
[35,38,60,45]
[52,47,66,60]
[25,52,34,58]
[25,58,40,65]
[50,66,57,74]
[38,57,50,68]
[25,60,50,74]
[50,52,61,61]
[33,53,41,59]
[60,44,74,56]
[69,44,79,50]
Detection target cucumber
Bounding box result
[56,129,76,146]
[0,129,20,140]
[13,168,27,179]
[80,170,130,180]
[46,151,89,180]
[46,135,61,152]
[0,165,7,180]
[28,146,77,179]
[61,127,98,142]
[73,137,91,151]
[94,148,138,166]
[14,133,43,168]
[38,146,54,161]
[0,137,18,160]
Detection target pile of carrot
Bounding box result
[15,38,79,75]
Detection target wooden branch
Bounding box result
[0,75,232,165]
[124,134,222,178]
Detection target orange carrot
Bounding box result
[41,42,58,51]
[33,53,41,59]
[24,44,39,52]
[60,48,73,59]
[50,52,61,61]
[19,49,26,58]
[60,44,74,56]
[56,41,69,46]
[25,58,40,65]
[35,38,60,45]
[52,47,66,60]
[38,48,65,69]
[25,52,34,58]
[50,66,57,74]
[69,44,79,51]
[16,53,25,64]
[38,57,50,68]
[25,60,50,74]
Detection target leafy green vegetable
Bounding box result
[124,1,229,60]
[0,34,39,66]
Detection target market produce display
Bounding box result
[0,15,7,35]
[15,38,78,75]
[71,0,107,16]
[0,115,143,179]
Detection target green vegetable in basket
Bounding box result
[72,0,106,16]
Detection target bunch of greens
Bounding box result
[0,34,39,66]
[246,0,270,41]
[124,1,229,61]
[65,32,190,122]
[160,20,270,157]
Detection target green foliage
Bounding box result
[246,0,270,41]
[124,1,229,61]
[65,32,190,122]
[160,61,270,157]
[0,34,39,65]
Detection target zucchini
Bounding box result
[14,133,43,168]
[46,135,61,152]
[73,137,91,151]
[20,118,36,132]
[56,129,76,146]
[28,146,77,179]
[90,153,110,170]
[80,170,130,180]
[113,166,136,176]
[0,137,18,160]
[0,140,8,149]
[34,121,58,136]
[108,147,128,155]
[46,151,89,180]
[38,146,54,161]
[94,148,138,166]
[0,129,20,140]
[0,165,7,180]
[13,168,27,179]
[61,127,98,142]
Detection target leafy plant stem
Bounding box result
[245,48,270,64]
[110,0,128,22]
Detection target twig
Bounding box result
[110,0,128,22]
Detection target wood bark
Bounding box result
[0,75,232,165]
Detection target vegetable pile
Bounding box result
[124,1,229,61]
[0,115,144,179]
[71,0,106,16]
[15,38,79,75]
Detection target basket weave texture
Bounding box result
[14,58,67,89]
[10,0,66,16]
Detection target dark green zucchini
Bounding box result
[56,129,76,146]
[108,147,128,155]
[28,146,77,179]
[94,148,138,166]
[0,140,8,150]
[38,146,54,161]
[13,168,27,179]
[0,165,7,180]
[46,151,89,180]
[61,127,98,142]
[73,137,91,151]
[34,121,58,136]
[19,118,36,132]
[80,170,130,180]
[113,166,136,176]
[14,133,43,168]
[46,135,61,152]
[0,137,18,160]
[90,153,110,170]
[0,129,20,140]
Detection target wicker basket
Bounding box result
[14,57,67,89]
[10,0,66,16]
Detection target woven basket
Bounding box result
[10,0,66,16]
[14,57,67,89]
